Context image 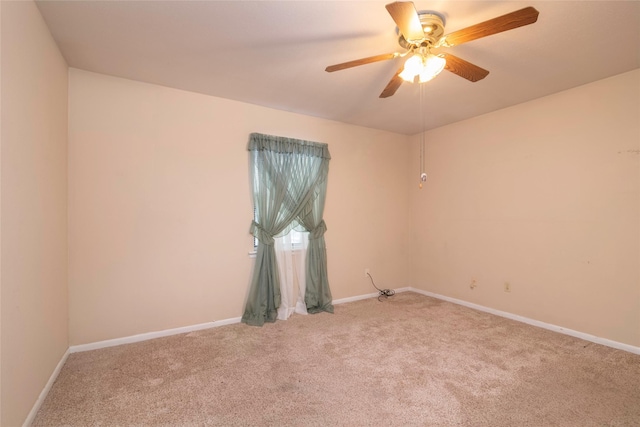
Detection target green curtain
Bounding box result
[297,180,333,314]
[242,133,332,326]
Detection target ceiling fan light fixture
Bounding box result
[419,54,446,83]
[399,53,424,82]
[400,52,446,83]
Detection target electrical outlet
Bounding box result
[504,282,511,292]
[365,268,370,278]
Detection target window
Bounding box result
[288,228,305,250]
[253,207,305,251]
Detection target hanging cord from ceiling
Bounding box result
[419,82,427,189]
[367,272,395,302]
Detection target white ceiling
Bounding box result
[35,1,640,135]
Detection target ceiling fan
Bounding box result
[325,2,539,98]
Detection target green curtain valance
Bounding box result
[248,133,331,160]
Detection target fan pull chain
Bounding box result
[419,84,427,189]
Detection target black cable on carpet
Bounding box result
[367,272,395,302]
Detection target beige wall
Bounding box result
[68,69,412,345]
[68,68,639,348]
[410,69,640,347]
[1,1,69,426]
[0,3,3,422]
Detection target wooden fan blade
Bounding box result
[325,53,397,72]
[380,66,405,98]
[443,7,539,47]
[385,2,425,42]
[443,54,489,82]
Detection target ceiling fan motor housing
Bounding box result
[398,13,445,48]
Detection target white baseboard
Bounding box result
[333,286,411,305]
[410,287,640,355]
[23,348,70,427]
[69,286,639,357]
[71,287,415,353]
[333,291,380,304]
[69,317,242,353]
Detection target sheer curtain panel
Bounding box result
[242,133,332,326]
[275,231,309,321]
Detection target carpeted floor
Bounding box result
[34,292,640,426]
